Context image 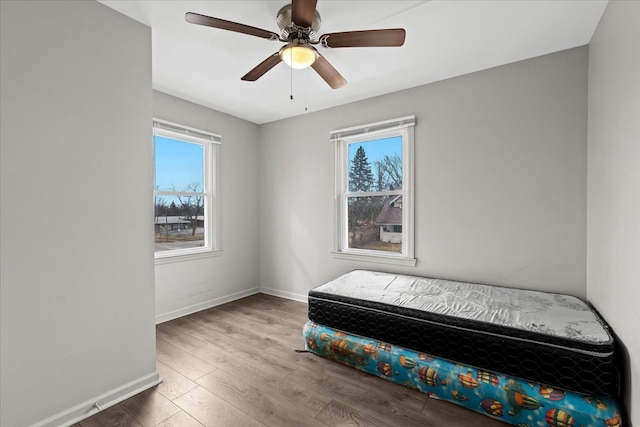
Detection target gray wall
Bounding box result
[153,91,261,322]
[0,1,158,426]
[259,46,589,300]
[587,1,640,424]
[3,1,635,424]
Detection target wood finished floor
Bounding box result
[76,293,506,427]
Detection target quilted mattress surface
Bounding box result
[308,270,618,396]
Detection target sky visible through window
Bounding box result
[154,136,203,192]
[155,134,399,193]
[348,136,402,165]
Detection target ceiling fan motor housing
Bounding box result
[276,4,321,42]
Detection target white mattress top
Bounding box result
[312,270,611,344]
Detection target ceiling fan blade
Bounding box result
[320,29,406,48]
[311,54,347,89]
[291,0,318,28]
[185,12,280,41]
[241,53,282,81]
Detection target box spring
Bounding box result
[308,270,617,396]
[303,321,622,427]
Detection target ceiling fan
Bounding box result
[185,0,406,89]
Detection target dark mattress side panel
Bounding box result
[308,293,618,397]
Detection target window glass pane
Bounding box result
[154,195,205,252]
[347,195,402,253]
[348,136,402,192]
[154,136,204,193]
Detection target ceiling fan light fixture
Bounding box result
[279,44,317,69]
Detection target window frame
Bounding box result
[153,118,221,262]
[332,116,416,267]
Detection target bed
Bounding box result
[304,270,622,426]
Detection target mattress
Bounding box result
[303,321,623,427]
[308,270,618,396]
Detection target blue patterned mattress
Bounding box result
[303,321,623,427]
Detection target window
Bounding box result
[332,116,416,266]
[153,119,220,259]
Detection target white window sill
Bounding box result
[331,251,417,267]
[155,249,222,265]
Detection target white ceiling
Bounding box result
[100,0,607,124]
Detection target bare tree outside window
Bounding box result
[346,137,403,253]
[174,183,204,237]
[374,153,403,190]
[153,133,208,253]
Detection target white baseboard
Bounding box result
[259,286,308,303]
[155,287,261,324]
[32,371,161,427]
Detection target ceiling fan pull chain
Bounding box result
[305,68,308,111]
[290,48,294,100]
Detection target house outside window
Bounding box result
[332,116,416,266]
[153,119,221,261]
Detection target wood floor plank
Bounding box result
[157,317,240,357]
[185,319,270,361]
[215,299,305,330]
[208,305,305,347]
[153,410,204,427]
[291,358,426,410]
[262,340,316,364]
[120,389,181,427]
[195,309,285,349]
[186,314,297,366]
[194,343,331,418]
[190,336,296,380]
[156,338,216,381]
[231,293,308,315]
[195,368,328,427]
[173,386,266,427]
[155,361,199,402]
[286,364,430,427]
[315,399,392,427]
[156,322,208,353]
[79,403,142,427]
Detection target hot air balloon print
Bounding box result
[583,396,607,410]
[458,370,480,389]
[545,409,575,427]
[331,340,352,357]
[504,380,543,415]
[604,413,622,427]
[477,370,499,386]
[480,399,504,417]
[377,342,392,352]
[451,391,468,401]
[418,353,435,362]
[419,366,438,386]
[376,361,393,377]
[306,337,318,350]
[362,343,377,354]
[399,356,417,369]
[538,386,565,401]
